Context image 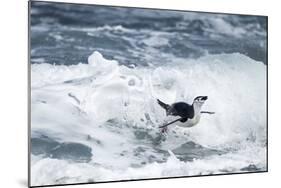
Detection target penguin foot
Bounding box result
[160,126,168,134]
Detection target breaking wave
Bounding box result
[31,51,267,186]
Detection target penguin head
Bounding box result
[193,96,208,106]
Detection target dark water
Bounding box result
[30,1,267,66]
[31,135,92,162]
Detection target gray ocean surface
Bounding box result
[30,2,267,66]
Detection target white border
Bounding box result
[1,1,280,188]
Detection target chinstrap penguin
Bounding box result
[157,96,214,132]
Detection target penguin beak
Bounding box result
[201,96,208,101]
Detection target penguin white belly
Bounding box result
[176,115,201,128]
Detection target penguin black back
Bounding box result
[171,102,194,119]
[157,99,194,119]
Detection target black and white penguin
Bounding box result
[157,96,214,131]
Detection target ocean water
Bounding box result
[30,2,267,186]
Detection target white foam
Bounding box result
[31,51,267,186]
[31,145,266,186]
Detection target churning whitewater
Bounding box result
[30,2,267,186]
[31,51,266,185]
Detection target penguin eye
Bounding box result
[196,98,205,102]
[194,96,205,102]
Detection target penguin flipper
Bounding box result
[157,99,171,112]
[159,117,184,128]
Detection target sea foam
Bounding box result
[31,51,267,186]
